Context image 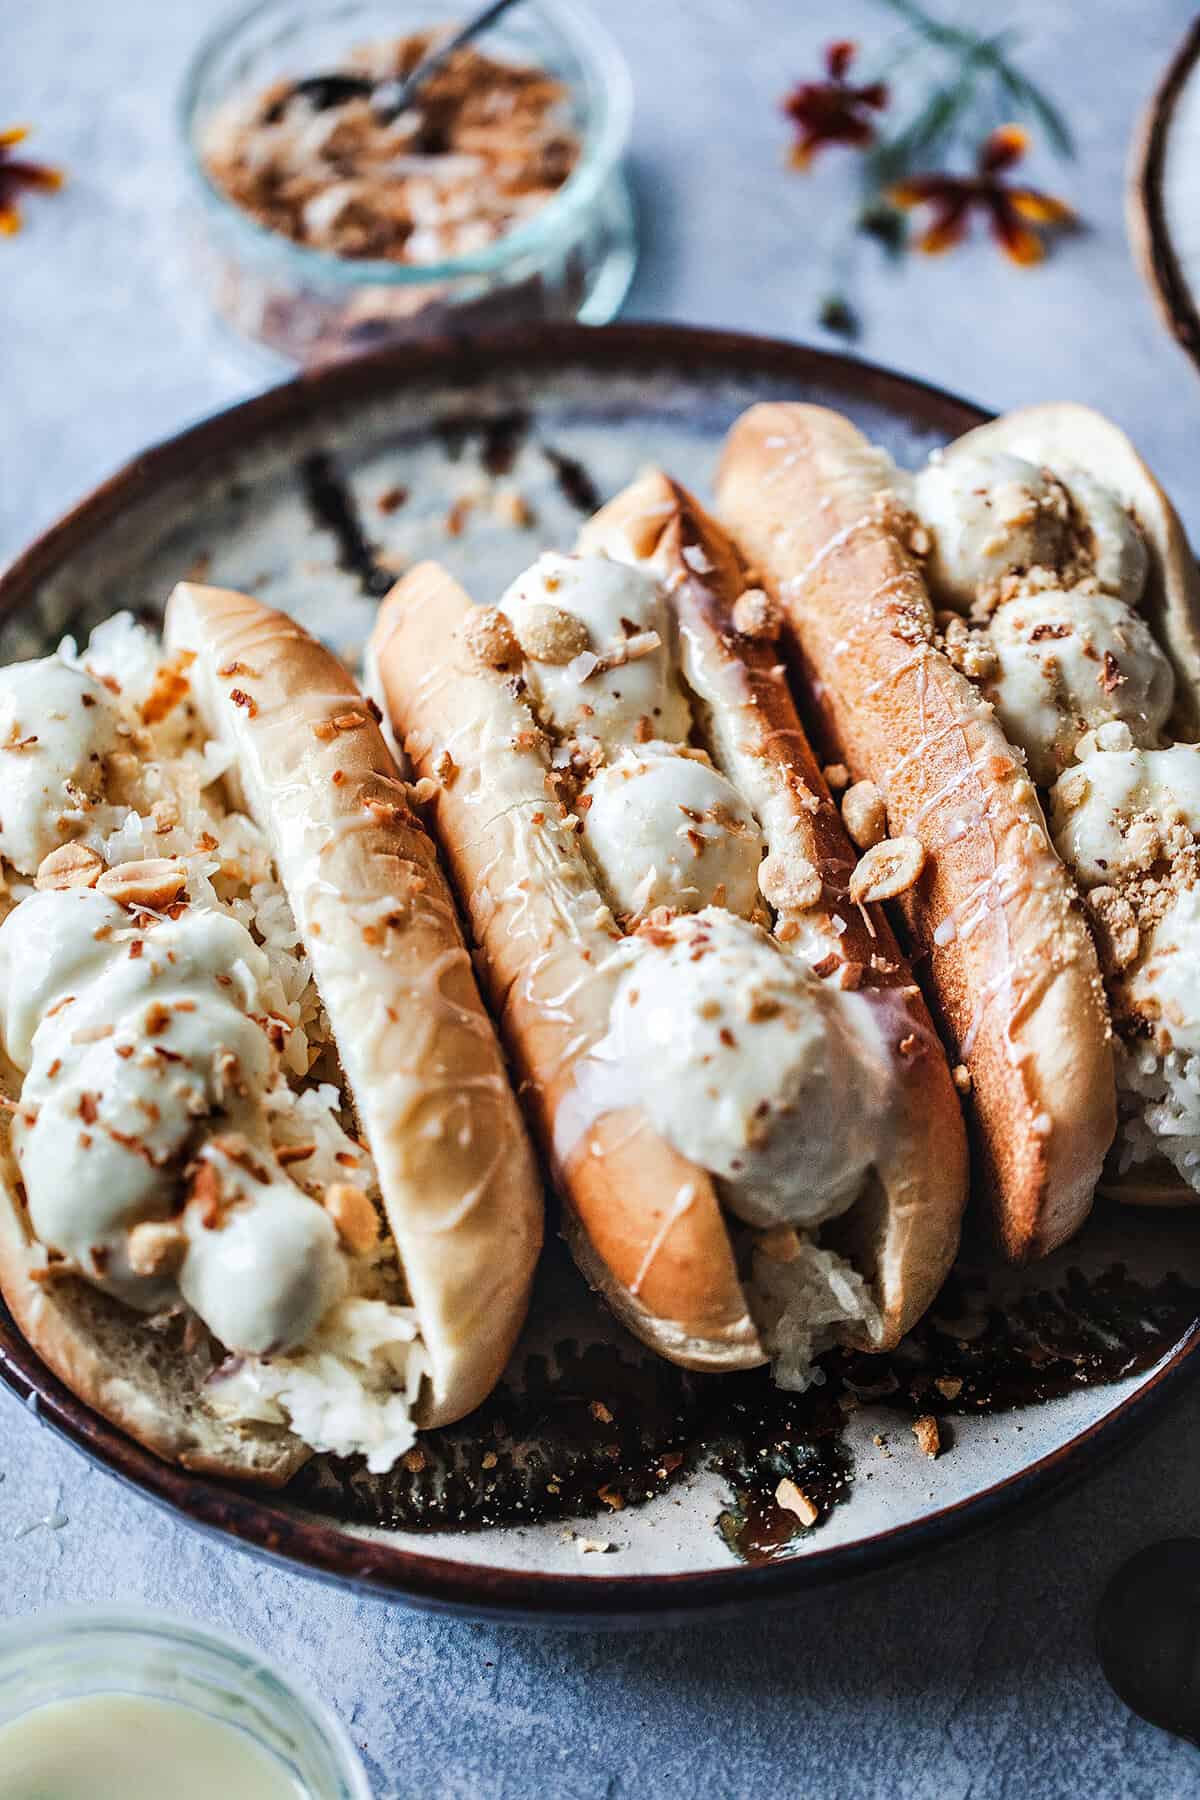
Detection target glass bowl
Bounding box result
[178,0,636,366]
[0,1607,370,1798]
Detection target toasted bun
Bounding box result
[578,470,967,1346]
[165,585,543,1428]
[717,404,1116,1261]
[371,563,762,1373]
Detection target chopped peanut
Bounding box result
[127,1219,186,1277]
[323,1182,380,1254]
[758,853,822,912]
[512,601,590,665]
[464,606,521,672]
[731,587,781,640]
[841,781,887,851]
[35,843,104,891]
[97,858,187,910]
[757,1225,802,1264]
[1085,885,1140,973]
[912,1415,941,1459]
[849,836,926,907]
[774,1478,819,1526]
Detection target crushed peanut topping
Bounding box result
[849,836,926,906]
[758,853,822,913]
[1085,885,1140,974]
[841,780,887,851]
[464,606,521,673]
[323,1181,380,1253]
[512,601,590,665]
[912,1415,941,1459]
[774,1477,819,1526]
[202,34,580,267]
[731,587,781,640]
[35,842,104,891]
[96,858,187,911]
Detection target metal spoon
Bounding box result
[372,0,528,120]
[262,0,527,126]
[1097,1539,1200,1741]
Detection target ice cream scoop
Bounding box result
[1061,467,1149,604]
[0,656,121,873]
[984,586,1173,785]
[580,743,764,920]
[914,450,1072,609]
[605,908,890,1229]
[500,551,691,749]
[1050,730,1200,888]
[1120,886,1200,1055]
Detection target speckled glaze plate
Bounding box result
[2,324,1200,1627]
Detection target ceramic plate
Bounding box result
[2,324,1199,1625]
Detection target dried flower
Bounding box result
[889,125,1075,263]
[783,42,888,170]
[0,126,65,236]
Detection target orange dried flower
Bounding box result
[783,42,888,170]
[889,125,1074,264]
[0,126,65,235]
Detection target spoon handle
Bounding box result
[375,0,527,118]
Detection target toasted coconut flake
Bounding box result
[127,1219,186,1277]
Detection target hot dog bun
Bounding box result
[166,585,543,1427]
[717,405,1116,1261]
[577,471,966,1345]
[371,562,762,1373]
[0,586,542,1482]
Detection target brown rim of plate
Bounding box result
[1,321,1197,1625]
[1129,16,1200,376]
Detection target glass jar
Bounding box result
[177,0,636,366]
[0,1608,370,1799]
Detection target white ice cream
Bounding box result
[1061,467,1149,603]
[581,743,764,921]
[913,451,1071,609]
[500,551,691,749]
[1122,886,1200,1057]
[604,908,890,1229]
[0,886,346,1352]
[1049,730,1200,888]
[0,657,122,872]
[983,586,1173,785]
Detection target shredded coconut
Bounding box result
[746,1233,884,1391]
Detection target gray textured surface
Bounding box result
[5,1,1200,1793]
